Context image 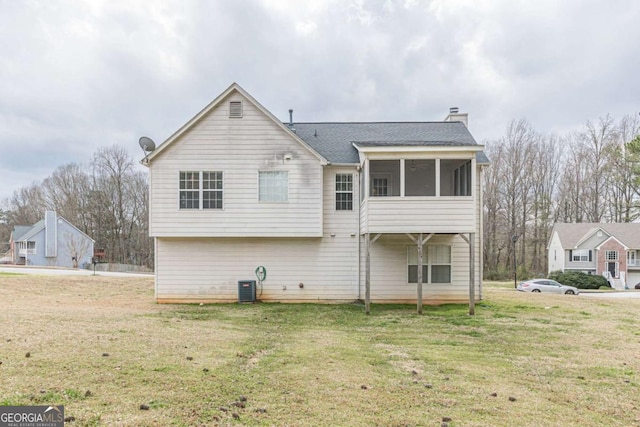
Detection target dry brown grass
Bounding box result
[1,274,640,426]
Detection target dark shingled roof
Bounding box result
[290,122,489,165]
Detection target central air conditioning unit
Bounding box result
[238,280,256,303]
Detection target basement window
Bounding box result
[229,101,243,118]
[407,245,451,284]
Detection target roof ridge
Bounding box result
[287,121,458,125]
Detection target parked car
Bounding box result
[517,279,580,295]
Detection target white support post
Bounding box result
[417,233,423,315]
[365,233,371,315]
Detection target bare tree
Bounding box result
[61,232,93,269]
[605,115,640,222]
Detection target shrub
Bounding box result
[484,269,512,281]
[548,270,610,289]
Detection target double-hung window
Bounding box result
[179,171,223,209]
[179,171,200,209]
[407,245,451,284]
[202,171,223,209]
[335,174,353,210]
[407,247,428,284]
[571,249,591,262]
[259,171,288,202]
[430,245,452,283]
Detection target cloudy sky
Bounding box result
[1,0,639,201]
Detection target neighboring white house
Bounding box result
[144,83,488,309]
[9,211,94,269]
[548,223,640,290]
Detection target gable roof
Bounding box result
[144,83,489,166]
[595,235,629,250]
[10,216,94,243]
[293,122,487,165]
[146,83,327,165]
[11,225,34,242]
[552,223,640,249]
[16,220,45,242]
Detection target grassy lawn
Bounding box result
[1,276,640,426]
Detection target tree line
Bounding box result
[0,145,152,268]
[2,114,639,276]
[484,113,640,280]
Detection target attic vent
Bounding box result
[229,101,243,118]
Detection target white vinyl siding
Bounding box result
[149,92,323,237]
[155,165,360,303]
[156,237,358,302]
[361,198,476,233]
[547,232,565,274]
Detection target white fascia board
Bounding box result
[352,144,484,154]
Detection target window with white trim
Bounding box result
[407,245,451,284]
[179,171,200,209]
[407,247,428,284]
[335,174,353,210]
[430,245,452,283]
[606,250,618,261]
[259,171,288,202]
[179,171,223,209]
[571,249,591,262]
[203,171,223,209]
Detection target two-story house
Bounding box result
[144,83,488,311]
[548,223,640,290]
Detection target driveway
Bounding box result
[580,291,640,299]
[0,265,153,278]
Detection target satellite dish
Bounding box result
[138,136,156,165]
[139,136,156,152]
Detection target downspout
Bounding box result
[357,165,362,301]
[479,164,484,300]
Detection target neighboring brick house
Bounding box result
[548,223,640,289]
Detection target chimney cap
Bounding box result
[449,107,459,114]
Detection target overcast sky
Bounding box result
[1,0,639,201]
